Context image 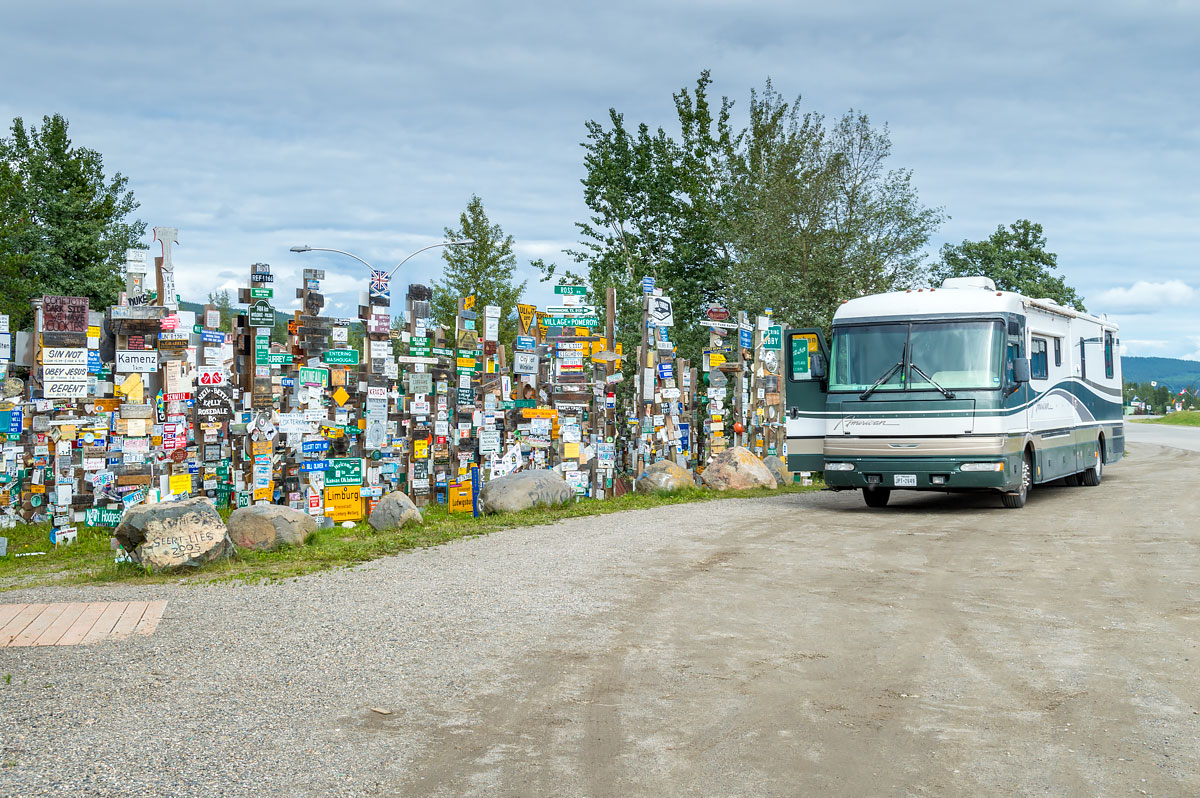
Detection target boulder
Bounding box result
[700,446,778,491]
[368,491,423,531]
[479,469,574,514]
[114,496,233,572]
[637,459,695,494]
[227,504,316,551]
[762,455,789,486]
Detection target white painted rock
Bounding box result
[227,504,316,551]
[114,496,233,572]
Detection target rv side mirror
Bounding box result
[1013,357,1031,384]
[810,352,827,380]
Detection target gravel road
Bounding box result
[2,440,1198,797]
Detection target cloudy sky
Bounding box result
[3,1,1197,358]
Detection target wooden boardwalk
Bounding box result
[0,601,166,647]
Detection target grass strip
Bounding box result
[0,482,820,590]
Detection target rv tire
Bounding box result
[1081,442,1103,486]
[1002,453,1032,509]
[862,487,891,508]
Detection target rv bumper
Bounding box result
[822,454,1023,491]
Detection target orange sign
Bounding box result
[522,408,558,419]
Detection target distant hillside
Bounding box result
[1122,356,1200,389]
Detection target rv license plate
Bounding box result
[894,474,917,487]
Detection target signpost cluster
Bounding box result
[0,228,793,544]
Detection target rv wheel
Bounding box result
[863,487,891,508]
[1081,442,1103,486]
[1002,454,1032,509]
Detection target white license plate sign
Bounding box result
[894,474,917,487]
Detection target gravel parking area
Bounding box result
[2,441,1198,797]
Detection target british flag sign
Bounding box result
[369,270,390,304]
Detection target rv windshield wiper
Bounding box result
[909,361,956,399]
[859,353,906,400]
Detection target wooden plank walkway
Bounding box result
[0,601,167,647]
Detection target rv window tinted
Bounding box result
[908,321,1005,390]
[1104,331,1114,379]
[1080,337,1086,380]
[829,323,908,392]
[829,320,1004,392]
[1031,338,1049,380]
[1054,337,1062,367]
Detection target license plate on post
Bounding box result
[894,474,917,487]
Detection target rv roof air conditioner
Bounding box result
[940,276,997,291]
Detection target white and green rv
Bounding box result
[784,276,1124,508]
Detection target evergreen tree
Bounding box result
[0,114,145,329]
[431,196,525,348]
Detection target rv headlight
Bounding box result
[824,462,855,471]
[960,462,1005,472]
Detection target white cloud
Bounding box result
[1093,281,1198,314]
[1121,339,1172,356]
[1183,337,1200,362]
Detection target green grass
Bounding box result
[0,481,820,590]
[1132,410,1200,427]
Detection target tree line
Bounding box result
[1,75,1085,351]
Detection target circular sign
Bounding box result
[84,432,95,444]
[171,448,188,463]
[370,450,382,461]
[706,304,730,321]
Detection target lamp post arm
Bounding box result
[297,247,377,274]
[386,240,473,280]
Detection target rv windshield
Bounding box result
[829,320,1005,392]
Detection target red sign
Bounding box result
[164,392,192,402]
[198,367,225,386]
[160,315,180,331]
[706,305,730,321]
[170,448,188,463]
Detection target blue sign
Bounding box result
[739,327,753,348]
[300,460,330,472]
[657,362,675,380]
[302,440,329,454]
[87,350,103,374]
[6,409,22,435]
[515,335,536,351]
[200,330,224,344]
[470,464,481,518]
[281,377,295,387]
[641,276,655,294]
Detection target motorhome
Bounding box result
[784,276,1124,508]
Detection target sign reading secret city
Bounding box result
[248,300,275,328]
[324,458,363,487]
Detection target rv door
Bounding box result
[785,329,829,472]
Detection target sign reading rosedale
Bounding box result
[194,385,235,423]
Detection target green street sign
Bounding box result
[409,336,430,346]
[325,457,364,487]
[322,349,360,365]
[85,507,123,527]
[264,353,291,365]
[545,316,599,327]
[250,288,273,299]
[193,324,203,334]
[554,285,588,296]
[762,325,782,351]
[432,347,454,357]
[248,300,275,328]
[298,366,329,387]
[500,400,535,409]
[409,347,431,357]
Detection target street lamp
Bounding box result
[289,240,473,280]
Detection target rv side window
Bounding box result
[1053,338,1062,367]
[1104,331,1114,379]
[1031,338,1048,380]
[1079,337,1086,380]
